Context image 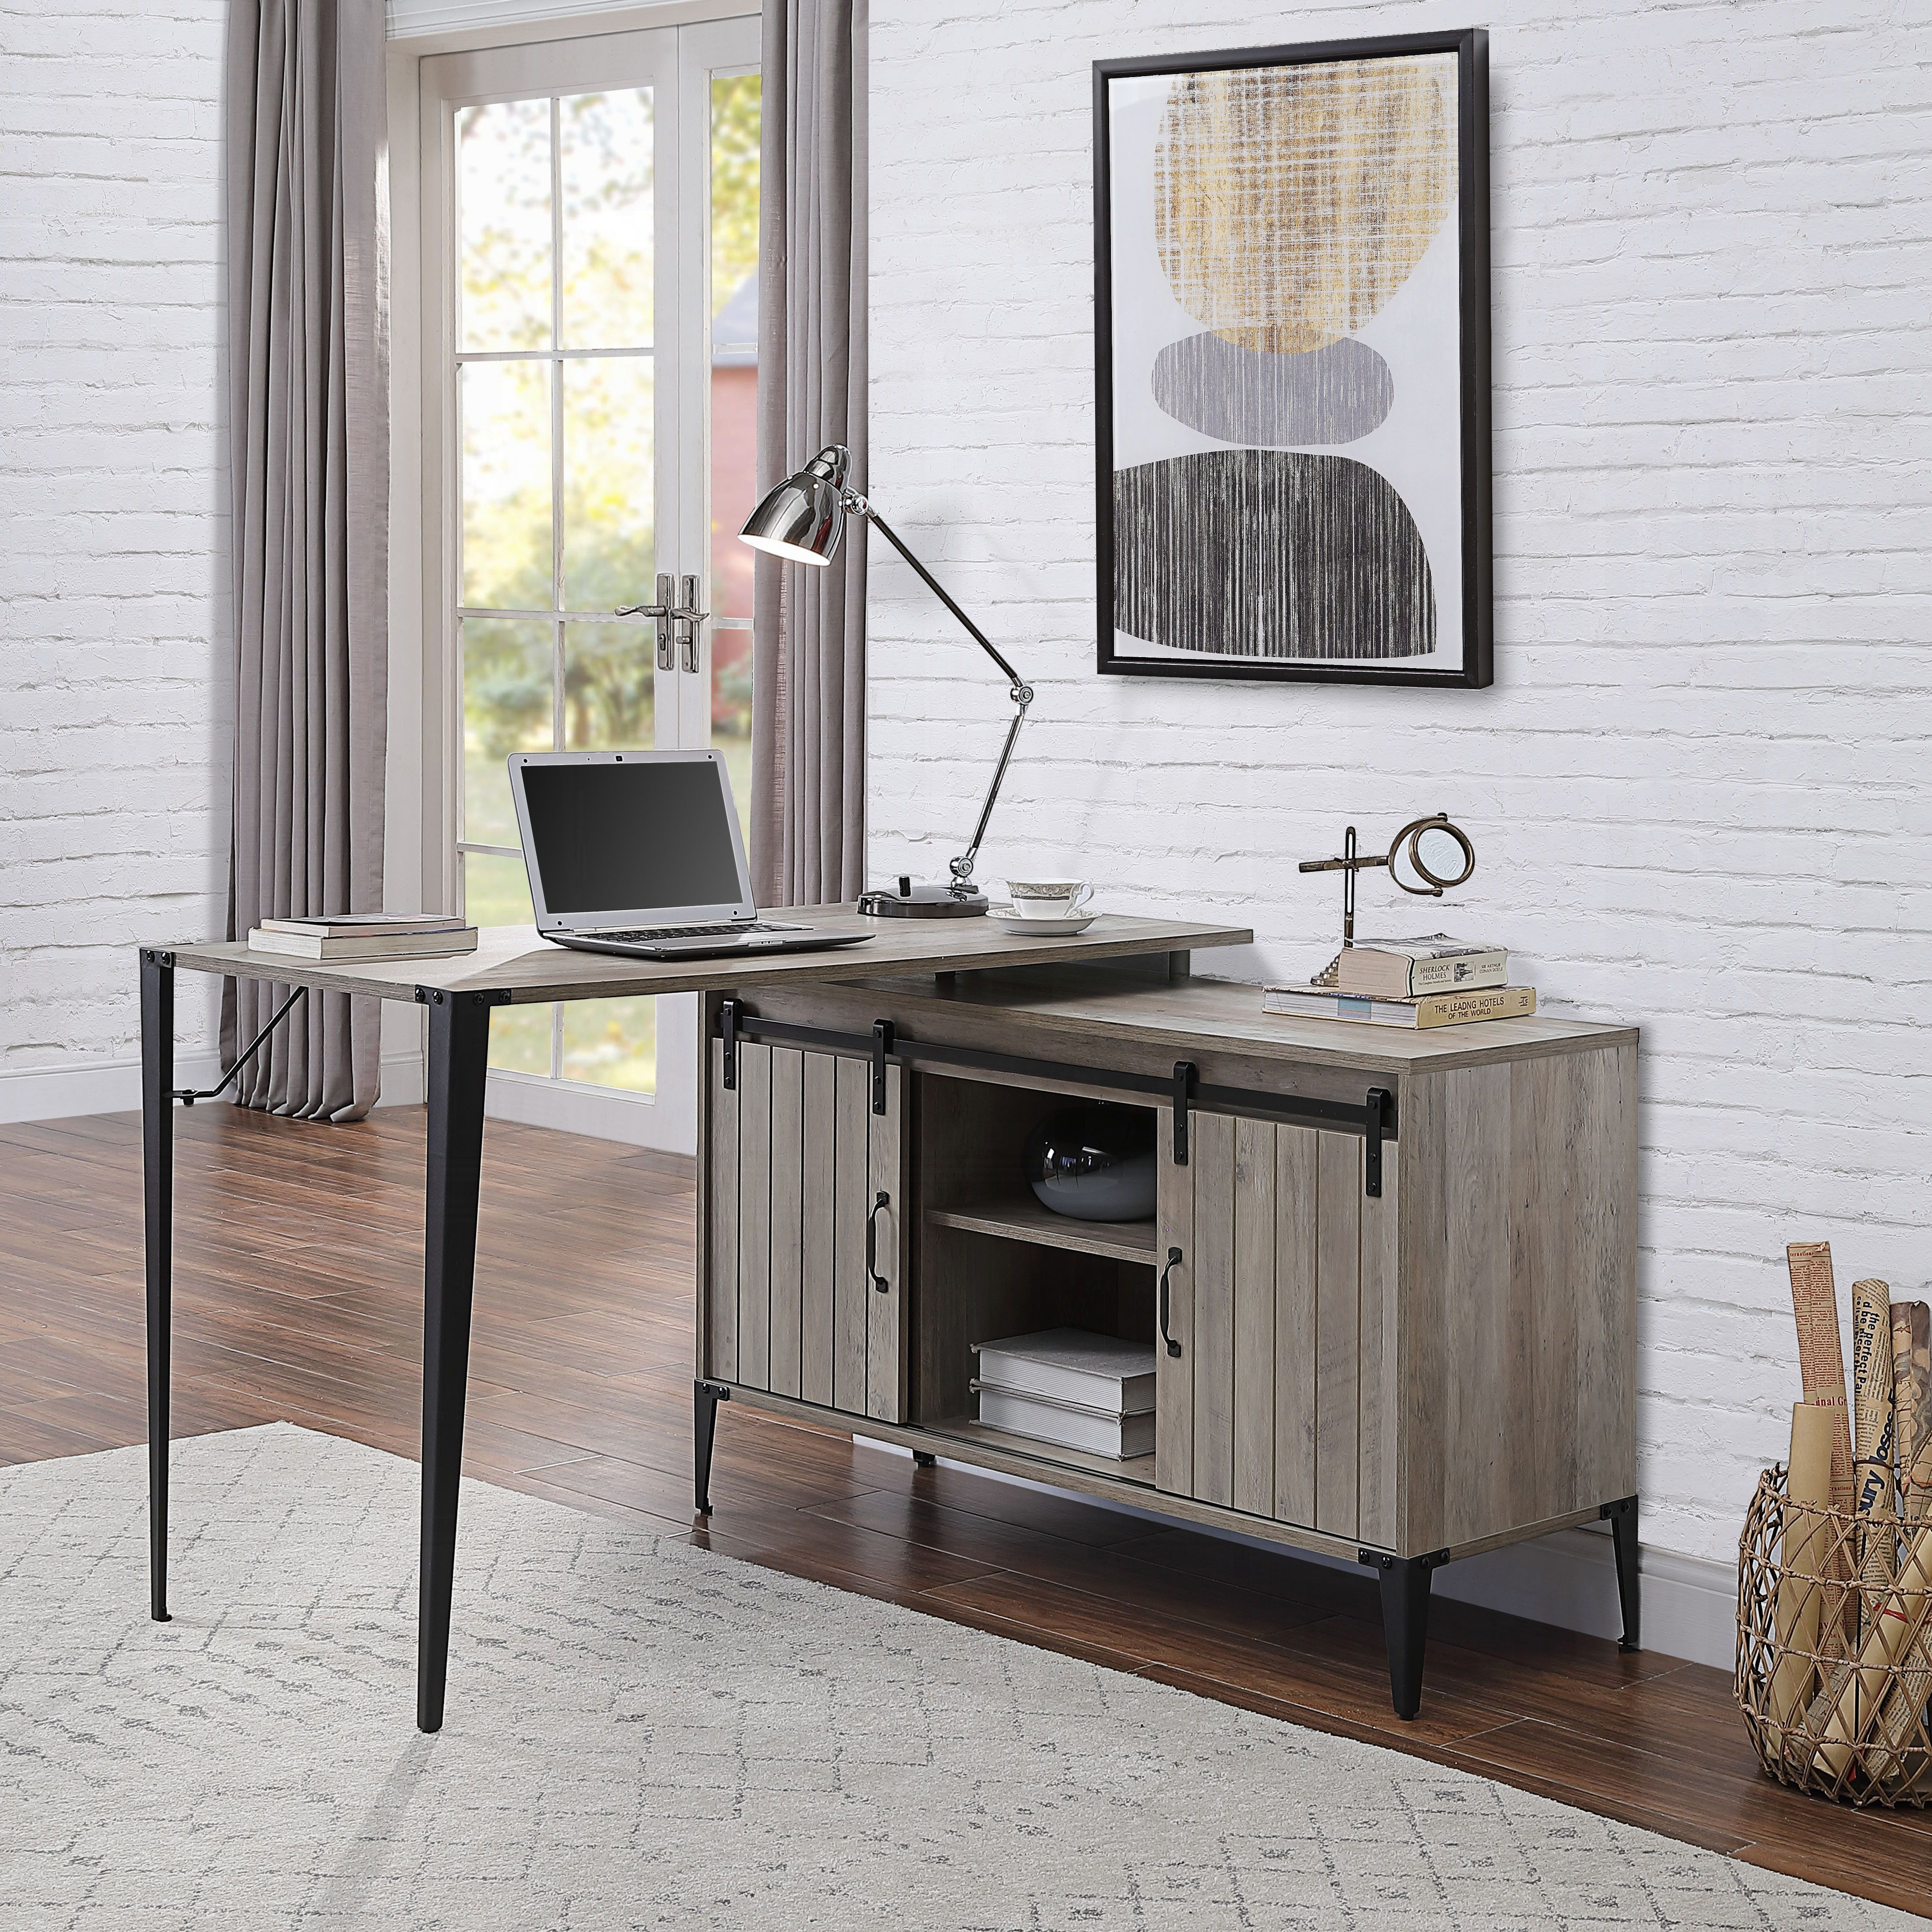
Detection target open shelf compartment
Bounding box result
[912,1070,1159,1483]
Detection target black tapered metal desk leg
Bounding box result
[140,949,175,1623]
[416,986,501,1734]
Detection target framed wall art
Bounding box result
[1093,30,1491,687]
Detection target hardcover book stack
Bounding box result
[970,1328,1156,1461]
[247,914,479,961]
[1265,935,1536,1029]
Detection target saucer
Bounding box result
[990,909,1098,936]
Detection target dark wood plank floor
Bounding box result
[3,1103,1928,1918]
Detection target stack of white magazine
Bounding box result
[970,1327,1156,1461]
[247,914,479,961]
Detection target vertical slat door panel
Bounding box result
[736,1042,773,1391]
[832,1054,871,1415]
[705,1038,739,1385]
[1189,1111,1237,1509]
[1231,1115,1277,1518]
[1356,1133,1401,1549]
[866,1059,908,1423]
[1314,1130,1361,1541]
[1272,1124,1319,1529]
[1155,1104,1194,1499]
[800,1051,838,1407]
[766,1046,805,1398]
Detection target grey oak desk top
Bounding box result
[814,964,1639,1074]
[160,909,1252,1003]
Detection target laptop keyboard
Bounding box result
[586,921,806,943]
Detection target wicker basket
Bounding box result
[1736,1464,1932,1806]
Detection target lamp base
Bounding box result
[856,878,989,919]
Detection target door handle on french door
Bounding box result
[674,573,708,674]
[616,572,677,669]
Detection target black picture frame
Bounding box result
[1092,29,1491,688]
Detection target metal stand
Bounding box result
[415,985,502,1734]
[693,1379,731,1514]
[912,1450,937,1468]
[1360,1547,1448,1720]
[140,949,175,1623]
[1602,1494,1641,1652]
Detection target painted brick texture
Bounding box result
[867,0,1932,1568]
[0,0,230,1089]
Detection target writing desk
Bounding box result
[138,909,1249,1731]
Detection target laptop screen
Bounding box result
[516,757,750,919]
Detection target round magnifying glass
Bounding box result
[1389,814,1475,896]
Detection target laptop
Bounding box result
[508,749,872,962]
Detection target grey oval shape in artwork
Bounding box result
[1112,449,1434,660]
[1152,333,1393,447]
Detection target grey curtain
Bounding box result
[750,0,868,907]
[223,0,389,1120]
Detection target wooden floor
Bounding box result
[4,1103,1928,1919]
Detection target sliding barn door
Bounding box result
[706,1040,907,1423]
[1155,1106,1397,1547]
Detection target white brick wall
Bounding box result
[0,0,231,1117]
[868,0,1932,1575]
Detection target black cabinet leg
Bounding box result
[140,949,175,1624]
[1602,1494,1640,1652]
[1360,1548,1447,1720]
[416,987,499,1735]
[694,1379,730,1514]
[912,1450,937,1469]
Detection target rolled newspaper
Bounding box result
[1812,1520,1932,1783]
[1898,1302,1932,1526]
[1768,1401,1840,1731]
[1851,1278,1898,1596]
[1787,1244,1855,1516]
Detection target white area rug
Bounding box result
[0,1425,1910,1930]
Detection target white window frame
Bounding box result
[387,2,758,1152]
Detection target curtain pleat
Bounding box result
[223,0,389,1120]
[751,0,868,908]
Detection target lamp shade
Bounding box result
[738,444,851,565]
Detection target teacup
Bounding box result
[1005,880,1095,921]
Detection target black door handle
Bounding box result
[1158,1245,1182,1358]
[866,1190,890,1293]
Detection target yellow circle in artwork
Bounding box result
[1155,56,1457,355]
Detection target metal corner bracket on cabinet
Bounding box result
[711,1004,1399,1196]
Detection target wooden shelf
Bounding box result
[925,1196,1157,1265]
[925,1415,1157,1487]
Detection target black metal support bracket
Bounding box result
[1171,1060,1195,1165]
[1601,1494,1640,1652]
[719,997,741,1089]
[173,984,308,1105]
[1365,1086,1391,1198]
[1360,1546,1450,1720]
[694,1379,731,1515]
[912,1450,938,1468]
[711,1007,1396,1189]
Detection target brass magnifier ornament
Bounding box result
[1299,813,1477,987]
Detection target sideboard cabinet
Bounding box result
[694,963,1638,1717]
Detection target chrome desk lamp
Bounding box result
[739,443,1029,918]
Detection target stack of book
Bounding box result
[246,914,479,961]
[970,1328,1155,1460]
[1265,936,1536,1029]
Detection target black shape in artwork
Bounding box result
[1152,332,1393,446]
[1112,449,1435,660]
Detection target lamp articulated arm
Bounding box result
[847,495,1032,891]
